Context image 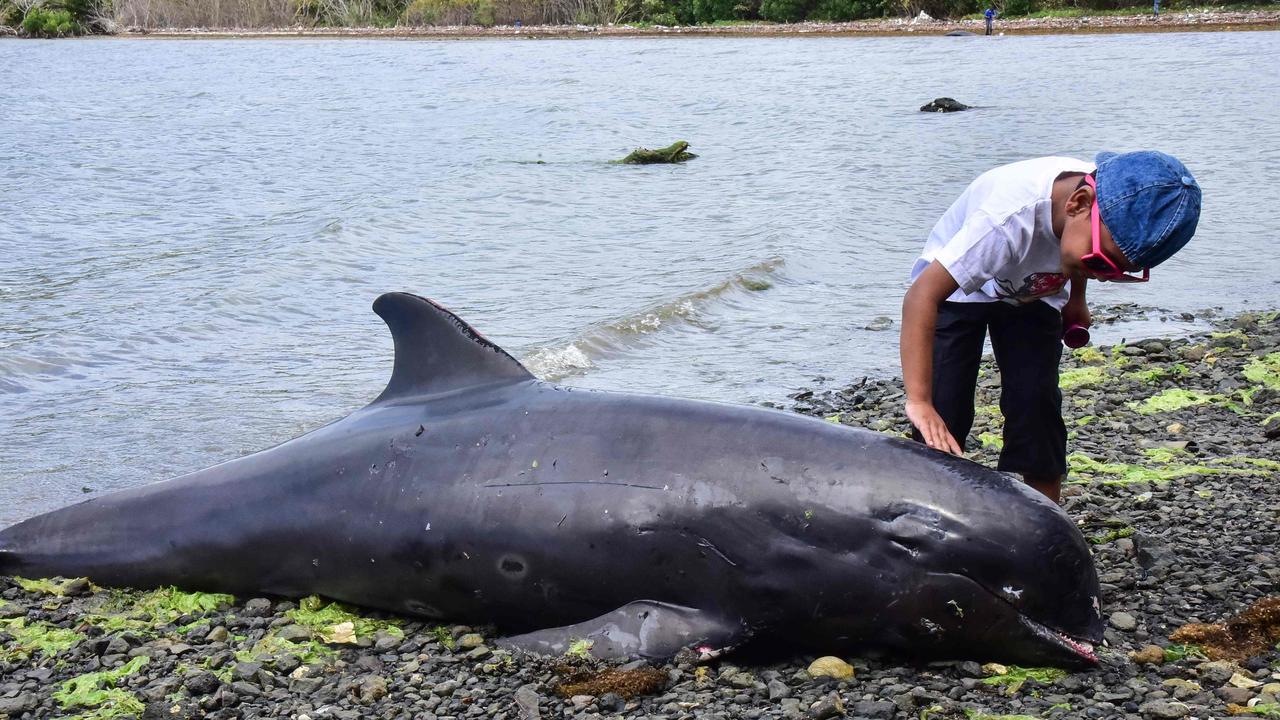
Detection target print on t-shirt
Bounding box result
[994,272,1068,303]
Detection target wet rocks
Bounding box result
[920,97,970,112]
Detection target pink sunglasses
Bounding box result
[1081,175,1149,283]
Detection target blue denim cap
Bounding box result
[1094,151,1201,268]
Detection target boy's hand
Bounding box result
[906,399,964,456]
[1062,304,1091,331]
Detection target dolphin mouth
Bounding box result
[1017,614,1099,665]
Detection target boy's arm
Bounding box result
[1062,274,1091,330]
[901,260,964,456]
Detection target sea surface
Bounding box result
[2,31,1279,525]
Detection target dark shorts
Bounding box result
[911,300,1067,477]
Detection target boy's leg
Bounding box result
[910,301,988,452]
[987,301,1067,502]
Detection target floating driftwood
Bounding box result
[920,97,970,112]
[615,141,697,164]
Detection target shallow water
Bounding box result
[2,32,1279,525]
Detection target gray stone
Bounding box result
[0,693,37,714]
[1109,611,1137,631]
[182,670,221,696]
[276,624,313,642]
[851,699,896,718]
[243,598,273,617]
[768,679,792,699]
[514,683,541,720]
[1138,699,1189,719]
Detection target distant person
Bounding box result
[1153,0,1160,17]
[984,7,996,35]
[900,152,1202,503]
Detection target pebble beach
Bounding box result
[2,308,1279,720]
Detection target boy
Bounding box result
[900,151,1201,503]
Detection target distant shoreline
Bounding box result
[5,8,1276,39]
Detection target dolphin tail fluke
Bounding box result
[495,601,745,661]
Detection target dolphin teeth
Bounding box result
[1055,631,1098,662]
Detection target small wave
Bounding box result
[522,257,784,381]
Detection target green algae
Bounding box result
[1072,346,1106,365]
[1074,415,1096,426]
[979,665,1067,695]
[1143,447,1189,464]
[963,712,1039,720]
[566,638,594,658]
[1244,352,1280,389]
[431,625,455,650]
[1069,452,1278,485]
[14,576,86,596]
[1088,526,1135,545]
[53,655,149,720]
[0,617,82,662]
[287,595,403,643]
[976,404,1002,418]
[824,413,842,424]
[1129,388,1217,414]
[234,632,336,666]
[1232,703,1280,718]
[1126,364,1188,385]
[614,141,697,164]
[101,586,234,625]
[1059,366,1107,390]
[1162,643,1207,662]
[978,432,1003,451]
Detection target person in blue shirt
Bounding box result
[985,7,996,34]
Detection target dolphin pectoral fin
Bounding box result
[495,601,743,660]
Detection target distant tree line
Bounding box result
[1,0,1270,35]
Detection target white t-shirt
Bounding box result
[909,156,1094,310]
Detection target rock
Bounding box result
[182,670,221,696]
[231,661,263,683]
[0,693,37,715]
[276,624,312,642]
[1130,644,1166,664]
[768,678,792,699]
[205,626,230,643]
[920,97,970,112]
[1198,660,1239,685]
[806,656,855,679]
[570,694,594,708]
[1138,699,1189,718]
[616,141,697,165]
[357,675,388,703]
[807,693,845,720]
[289,676,324,694]
[456,632,485,649]
[514,683,541,720]
[1217,686,1253,704]
[850,698,896,718]
[62,577,91,596]
[1109,611,1137,630]
[243,598,273,617]
[597,692,625,712]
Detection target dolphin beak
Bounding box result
[1016,614,1101,666]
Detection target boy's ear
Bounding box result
[1064,184,1095,217]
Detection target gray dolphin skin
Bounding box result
[0,293,1104,667]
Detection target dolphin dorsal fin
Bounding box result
[372,292,533,403]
